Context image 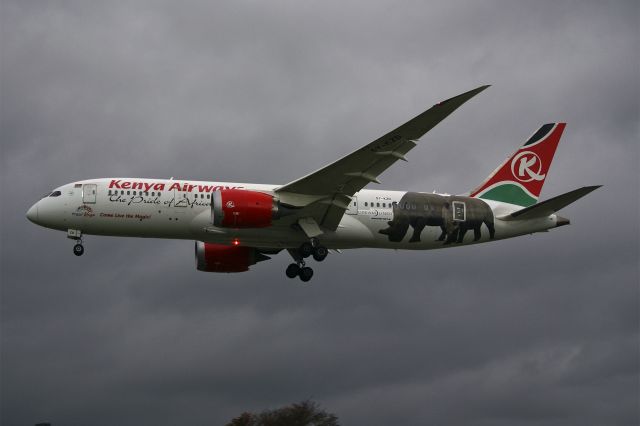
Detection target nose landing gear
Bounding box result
[67,229,84,256]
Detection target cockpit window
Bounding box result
[49,191,62,197]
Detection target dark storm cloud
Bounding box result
[1,1,638,425]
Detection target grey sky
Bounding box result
[1,1,638,425]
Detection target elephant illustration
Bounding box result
[441,196,495,244]
[379,192,495,244]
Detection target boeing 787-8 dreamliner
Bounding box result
[26,86,599,281]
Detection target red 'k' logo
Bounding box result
[510,151,546,182]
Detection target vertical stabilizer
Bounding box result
[470,123,566,206]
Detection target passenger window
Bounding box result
[133,191,136,195]
[207,194,210,199]
[376,203,380,207]
[364,202,368,207]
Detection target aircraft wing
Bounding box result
[275,85,489,231]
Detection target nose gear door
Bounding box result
[83,184,97,204]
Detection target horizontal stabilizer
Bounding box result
[500,186,601,221]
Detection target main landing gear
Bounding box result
[285,238,328,282]
[67,229,84,256]
[286,262,314,282]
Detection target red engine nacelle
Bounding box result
[211,189,278,228]
[195,241,268,273]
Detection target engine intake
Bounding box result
[195,241,269,273]
[211,189,281,228]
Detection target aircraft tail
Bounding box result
[470,123,566,207]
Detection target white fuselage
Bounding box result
[27,178,560,251]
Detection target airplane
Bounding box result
[26,85,600,282]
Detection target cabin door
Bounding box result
[83,184,97,204]
[346,196,358,215]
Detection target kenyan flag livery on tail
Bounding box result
[470,123,566,207]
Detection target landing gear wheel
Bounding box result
[299,266,314,282]
[73,243,84,256]
[286,263,300,279]
[312,245,328,262]
[299,242,313,258]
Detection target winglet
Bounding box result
[429,85,491,122]
[436,85,491,107]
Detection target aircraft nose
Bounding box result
[26,203,39,223]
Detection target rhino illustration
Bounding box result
[379,192,495,244]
